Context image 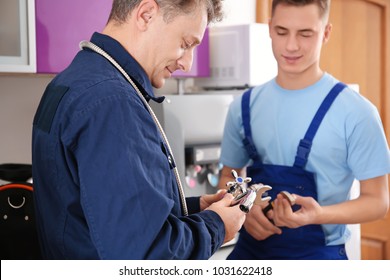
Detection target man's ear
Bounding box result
[135,0,159,30]
[323,23,332,44]
[268,18,272,38]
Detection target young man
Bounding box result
[32,0,246,260]
[219,0,389,259]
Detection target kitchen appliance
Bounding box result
[151,93,236,197]
[194,23,277,89]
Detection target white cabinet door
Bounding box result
[0,0,36,72]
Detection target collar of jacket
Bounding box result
[90,32,165,104]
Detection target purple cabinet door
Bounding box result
[35,0,111,73]
[35,1,209,76]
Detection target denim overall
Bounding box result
[227,82,348,260]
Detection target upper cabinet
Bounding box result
[0,0,36,73]
[0,1,210,75]
[35,0,111,73]
[0,0,111,74]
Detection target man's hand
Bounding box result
[271,193,322,228]
[206,193,246,244]
[244,204,282,240]
[200,189,227,211]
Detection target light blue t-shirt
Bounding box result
[220,73,390,245]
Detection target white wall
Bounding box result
[214,0,256,26]
[0,75,52,167]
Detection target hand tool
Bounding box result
[238,183,272,213]
[262,190,296,215]
[226,169,272,213]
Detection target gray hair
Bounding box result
[108,0,224,24]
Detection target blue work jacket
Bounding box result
[32,32,225,259]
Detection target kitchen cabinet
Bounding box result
[35,0,111,73]
[2,1,210,76]
[0,0,111,74]
[320,0,390,260]
[321,0,390,260]
[0,0,36,72]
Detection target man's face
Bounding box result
[145,7,208,88]
[269,3,331,78]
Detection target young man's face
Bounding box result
[269,3,331,78]
[145,7,208,88]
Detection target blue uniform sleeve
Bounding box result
[62,85,225,259]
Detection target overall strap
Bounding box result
[294,82,347,168]
[241,88,260,161]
